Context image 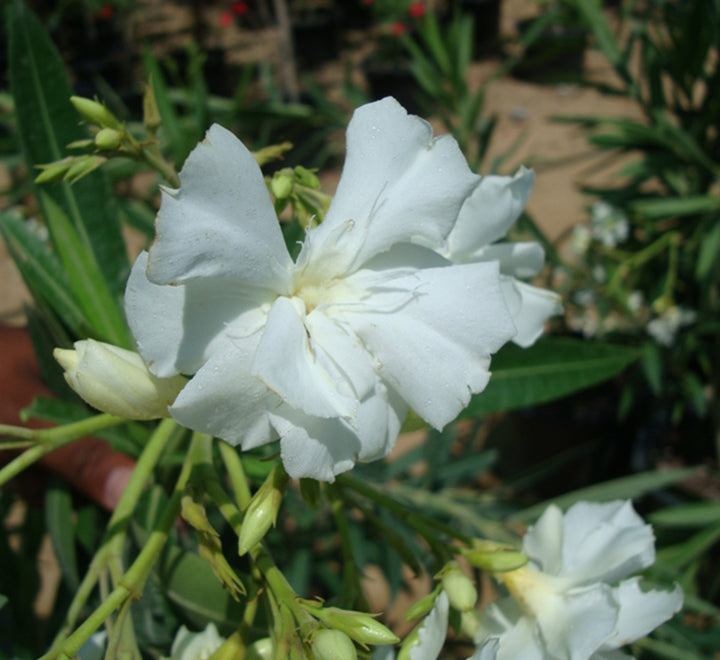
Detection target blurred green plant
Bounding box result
[550,0,720,457]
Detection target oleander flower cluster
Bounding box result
[124,97,561,481]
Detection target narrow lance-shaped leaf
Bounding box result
[39,193,131,347]
[460,337,640,419]
[8,0,128,295]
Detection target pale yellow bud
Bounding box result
[237,465,289,555]
[246,637,274,660]
[94,127,124,150]
[54,339,186,420]
[440,564,477,612]
[461,542,528,573]
[312,629,357,660]
[70,96,123,130]
[270,172,294,200]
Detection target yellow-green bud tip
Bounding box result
[94,127,124,150]
[70,96,123,130]
[312,629,357,660]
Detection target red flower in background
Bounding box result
[391,21,406,35]
[98,4,113,19]
[362,0,374,4]
[218,10,234,26]
[408,2,425,18]
[232,1,248,15]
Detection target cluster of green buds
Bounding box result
[35,84,179,187]
[269,165,332,229]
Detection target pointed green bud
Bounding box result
[310,608,399,649]
[181,496,218,537]
[35,158,75,184]
[66,139,95,149]
[94,127,124,150]
[142,80,161,132]
[405,584,442,621]
[70,96,123,130]
[294,165,320,188]
[238,464,289,555]
[312,629,357,660]
[54,339,187,419]
[439,563,477,612]
[253,141,293,166]
[270,171,294,200]
[64,155,107,183]
[461,543,528,573]
[245,637,275,660]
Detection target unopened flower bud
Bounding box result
[142,81,161,132]
[404,585,442,621]
[311,608,399,649]
[246,637,274,660]
[270,172,294,200]
[54,339,186,420]
[459,608,481,638]
[312,629,357,660]
[440,563,477,612]
[64,155,107,182]
[70,96,123,130]
[461,543,528,573]
[238,464,289,555]
[294,165,320,188]
[94,127,123,150]
[35,158,74,184]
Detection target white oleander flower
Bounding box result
[170,623,224,660]
[647,306,697,348]
[590,201,630,249]
[409,591,450,660]
[125,97,559,481]
[473,501,683,660]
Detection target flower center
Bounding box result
[293,275,358,314]
[502,566,562,619]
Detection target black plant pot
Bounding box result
[513,16,587,82]
[363,57,424,115]
[453,0,502,56]
[291,8,340,69]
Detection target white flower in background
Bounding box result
[647,306,697,347]
[126,97,559,481]
[591,265,606,284]
[627,290,644,314]
[590,201,630,249]
[170,623,224,660]
[473,500,683,660]
[569,224,591,257]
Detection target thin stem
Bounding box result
[51,419,180,644]
[325,483,363,608]
[41,429,199,660]
[0,414,125,489]
[218,439,252,507]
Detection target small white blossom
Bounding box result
[473,501,683,660]
[627,291,644,314]
[170,623,224,660]
[647,305,697,347]
[590,201,630,248]
[125,98,559,481]
[569,224,591,257]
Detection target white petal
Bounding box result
[522,504,565,576]
[410,591,449,660]
[342,262,515,429]
[252,297,360,421]
[273,381,406,481]
[534,583,618,659]
[500,279,562,348]
[298,98,479,278]
[475,599,543,660]
[147,124,293,292]
[473,242,546,279]
[125,251,269,378]
[169,335,279,450]
[523,501,656,586]
[467,638,499,660]
[447,167,535,262]
[602,578,683,649]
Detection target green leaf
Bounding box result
[656,523,720,570]
[0,211,87,334]
[461,337,639,418]
[39,194,131,347]
[514,467,698,522]
[630,195,720,219]
[0,594,7,611]
[650,502,720,528]
[45,481,79,590]
[158,544,246,632]
[8,0,128,295]
[696,220,720,280]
